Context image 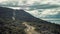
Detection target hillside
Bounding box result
[0,7,60,34]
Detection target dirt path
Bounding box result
[22,22,40,34]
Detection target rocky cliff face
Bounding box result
[0,7,60,34]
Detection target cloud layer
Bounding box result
[0,0,60,6]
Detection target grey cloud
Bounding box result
[29,4,60,10]
[0,0,60,10]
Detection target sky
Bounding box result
[0,0,60,24]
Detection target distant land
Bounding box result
[0,7,60,34]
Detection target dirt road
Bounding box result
[22,22,40,34]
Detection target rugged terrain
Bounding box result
[0,7,60,34]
